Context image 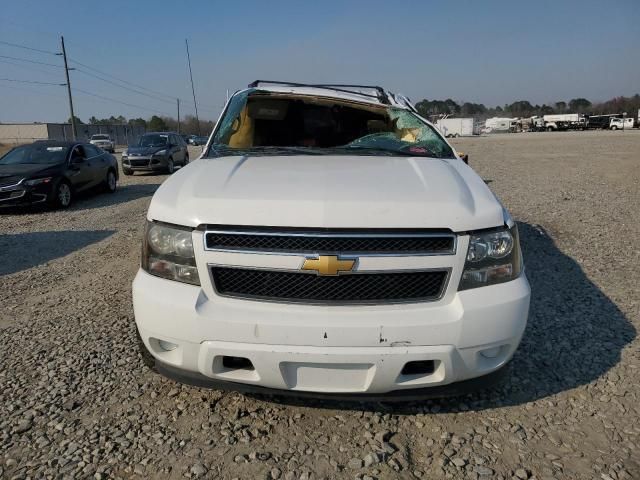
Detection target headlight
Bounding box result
[141,221,200,285]
[458,225,522,290]
[153,149,167,156]
[25,177,52,186]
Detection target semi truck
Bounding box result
[434,117,479,137]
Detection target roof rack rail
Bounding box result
[248,80,390,105]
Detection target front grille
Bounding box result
[205,229,455,255]
[0,190,24,201]
[129,159,150,167]
[211,267,448,304]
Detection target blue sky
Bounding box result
[1,0,639,122]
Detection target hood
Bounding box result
[0,163,62,187]
[147,155,505,232]
[127,145,166,155]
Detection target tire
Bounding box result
[136,329,157,371]
[166,157,175,174]
[546,126,554,132]
[123,168,133,176]
[50,180,72,209]
[611,126,617,131]
[105,169,117,193]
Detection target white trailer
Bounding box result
[543,113,586,131]
[434,117,477,137]
[483,117,519,133]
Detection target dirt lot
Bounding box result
[1,133,639,479]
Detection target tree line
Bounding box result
[67,114,216,136]
[415,94,640,119]
[65,92,640,131]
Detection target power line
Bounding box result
[0,39,58,56]
[0,82,67,99]
[69,58,181,102]
[68,56,220,113]
[73,67,176,105]
[72,87,173,116]
[0,58,63,77]
[0,77,65,86]
[0,54,62,68]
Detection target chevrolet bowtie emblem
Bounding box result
[301,255,356,276]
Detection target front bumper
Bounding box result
[122,156,167,171]
[92,143,114,151]
[133,269,530,396]
[0,184,49,207]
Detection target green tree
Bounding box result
[540,104,554,115]
[462,102,487,115]
[67,115,83,125]
[507,100,535,117]
[568,98,592,112]
[128,118,147,128]
[554,101,567,112]
[148,115,168,131]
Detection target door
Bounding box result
[171,134,185,163]
[67,145,92,191]
[84,144,108,187]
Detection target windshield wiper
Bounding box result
[329,146,417,157]
[208,145,327,157]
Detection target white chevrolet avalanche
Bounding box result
[133,81,530,399]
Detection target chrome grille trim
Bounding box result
[203,228,457,257]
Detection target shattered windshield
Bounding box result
[206,90,455,159]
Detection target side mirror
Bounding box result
[457,152,469,164]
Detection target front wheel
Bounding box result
[610,125,618,131]
[166,158,175,174]
[50,180,72,209]
[105,169,117,193]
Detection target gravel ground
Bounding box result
[1,133,639,479]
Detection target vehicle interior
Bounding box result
[211,92,455,158]
[225,94,391,148]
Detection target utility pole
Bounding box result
[177,98,181,134]
[59,36,77,140]
[185,39,201,135]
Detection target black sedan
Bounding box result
[0,140,118,209]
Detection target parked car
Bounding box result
[0,140,118,208]
[133,81,530,399]
[191,135,209,146]
[121,132,189,175]
[89,134,115,153]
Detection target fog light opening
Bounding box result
[222,356,254,371]
[401,360,435,376]
[480,346,502,359]
[158,339,178,351]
